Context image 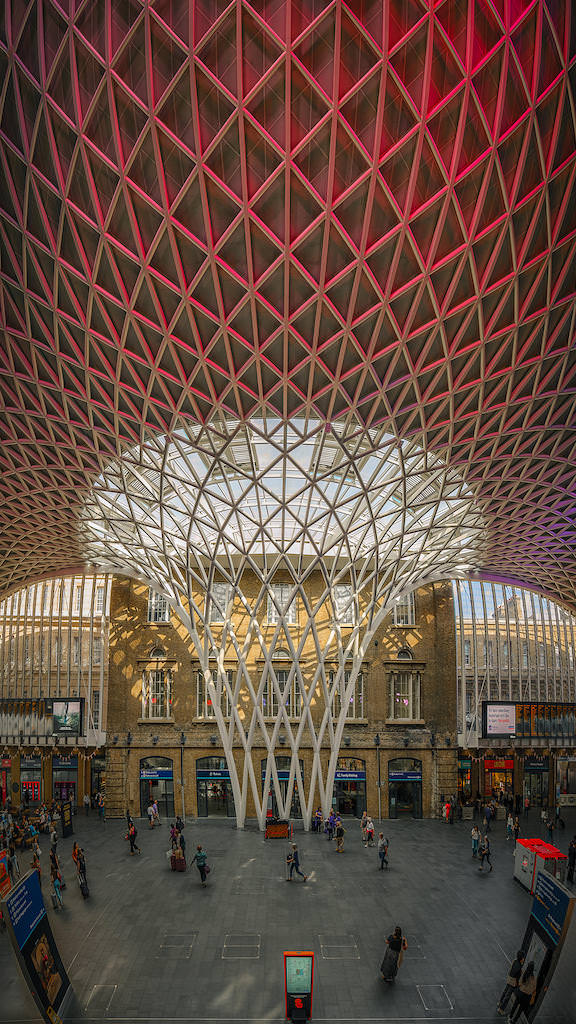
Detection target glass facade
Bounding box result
[0,575,111,742]
[452,580,576,746]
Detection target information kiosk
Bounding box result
[284,951,314,1021]
[514,839,567,893]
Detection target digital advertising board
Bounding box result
[482,701,576,740]
[51,699,83,736]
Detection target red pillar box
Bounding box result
[284,951,314,1021]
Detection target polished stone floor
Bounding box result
[1,808,575,1024]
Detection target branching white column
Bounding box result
[82,417,485,829]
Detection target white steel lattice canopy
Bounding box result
[0,0,576,610]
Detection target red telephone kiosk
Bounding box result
[284,951,314,1021]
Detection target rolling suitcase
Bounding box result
[50,889,59,910]
[78,871,90,898]
[171,854,186,872]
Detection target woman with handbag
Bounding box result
[380,926,407,983]
[508,961,537,1023]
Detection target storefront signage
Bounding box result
[21,757,41,769]
[52,757,78,769]
[51,700,82,736]
[139,767,173,780]
[2,757,11,768]
[1,870,72,1022]
[482,701,576,739]
[334,770,366,780]
[196,769,229,780]
[458,759,472,770]
[484,758,514,770]
[388,770,422,782]
[531,870,572,944]
[524,756,549,772]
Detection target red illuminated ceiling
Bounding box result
[0,0,576,603]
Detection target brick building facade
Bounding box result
[105,576,458,823]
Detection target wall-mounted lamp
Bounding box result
[430,733,436,747]
[152,736,159,746]
[279,734,286,745]
[210,734,218,746]
[112,735,118,745]
[344,735,351,747]
[403,735,410,747]
[374,733,381,747]
[126,731,132,746]
[180,732,186,745]
[445,735,451,746]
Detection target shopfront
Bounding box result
[388,758,422,818]
[484,757,514,799]
[556,757,576,808]
[1,757,11,807]
[457,757,472,801]
[523,755,549,808]
[20,755,42,804]
[262,756,303,818]
[196,757,234,817]
[139,756,175,818]
[333,758,366,817]
[52,755,78,804]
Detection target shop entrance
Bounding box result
[388,758,422,818]
[21,779,40,803]
[139,757,175,818]
[53,781,76,803]
[196,757,235,817]
[484,758,514,800]
[333,758,366,817]
[262,756,303,818]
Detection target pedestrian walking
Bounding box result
[471,824,481,858]
[335,821,345,853]
[380,925,407,983]
[365,817,375,847]
[547,818,555,844]
[567,836,576,884]
[484,804,492,832]
[478,834,493,872]
[50,865,63,909]
[147,803,155,828]
[192,845,209,886]
[508,961,537,1023]
[506,813,514,841]
[286,842,307,881]
[360,810,368,843]
[377,833,389,870]
[127,821,141,855]
[497,949,525,1015]
[152,799,160,825]
[523,796,530,818]
[513,817,521,846]
[49,824,58,853]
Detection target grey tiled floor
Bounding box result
[1,810,575,1023]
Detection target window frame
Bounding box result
[389,669,421,721]
[196,669,232,719]
[267,584,297,626]
[147,589,170,624]
[393,592,415,627]
[333,584,354,626]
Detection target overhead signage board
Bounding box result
[388,770,422,782]
[196,769,229,780]
[482,701,576,739]
[139,767,173,780]
[334,770,366,781]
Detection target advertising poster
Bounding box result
[60,802,73,839]
[0,849,12,898]
[485,703,516,736]
[1,870,71,1022]
[51,700,82,736]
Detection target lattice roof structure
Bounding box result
[1,0,576,608]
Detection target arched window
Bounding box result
[397,646,413,660]
[150,646,166,659]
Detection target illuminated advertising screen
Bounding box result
[51,701,82,736]
[484,703,516,736]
